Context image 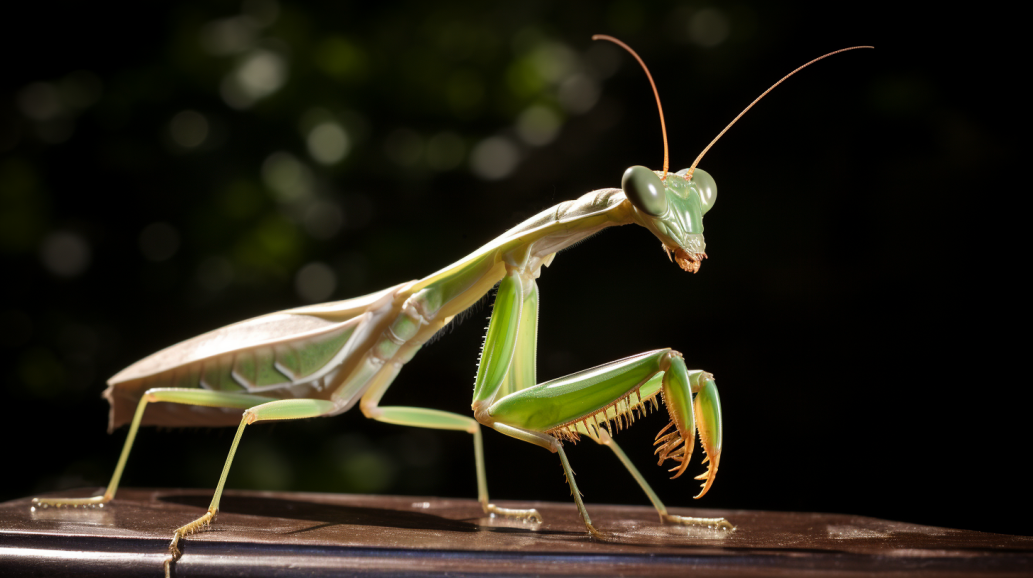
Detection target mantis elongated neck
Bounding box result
[407,188,634,324]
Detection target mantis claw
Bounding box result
[30,495,111,509]
[163,509,217,576]
[484,503,543,523]
[164,537,181,578]
[691,377,722,498]
[586,522,607,540]
[654,355,723,497]
[660,512,734,531]
[165,532,183,577]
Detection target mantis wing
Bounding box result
[103,282,410,431]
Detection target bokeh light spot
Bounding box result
[505,59,546,99]
[18,83,62,121]
[470,137,520,180]
[516,105,561,146]
[221,49,288,109]
[40,231,90,277]
[690,9,730,48]
[529,42,578,85]
[261,152,312,203]
[558,74,600,114]
[295,262,336,302]
[239,50,287,96]
[307,121,350,165]
[169,110,209,149]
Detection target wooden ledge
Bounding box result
[1,488,1030,576]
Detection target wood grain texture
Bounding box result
[2,488,1030,577]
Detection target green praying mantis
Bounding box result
[32,36,871,577]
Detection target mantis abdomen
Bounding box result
[103,282,412,429]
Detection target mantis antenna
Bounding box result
[687,45,874,178]
[592,34,670,179]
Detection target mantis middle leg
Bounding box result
[358,362,541,521]
[471,271,729,534]
[163,397,339,577]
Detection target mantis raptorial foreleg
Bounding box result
[471,271,728,535]
[31,389,277,509]
[163,397,339,577]
[359,359,543,521]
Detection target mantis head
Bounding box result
[594,34,869,274]
[622,166,716,273]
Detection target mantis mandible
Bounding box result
[32,37,871,576]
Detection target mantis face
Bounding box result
[622,166,718,273]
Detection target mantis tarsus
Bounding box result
[32,36,871,577]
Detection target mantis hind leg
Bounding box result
[594,430,732,531]
[164,397,338,578]
[31,388,276,509]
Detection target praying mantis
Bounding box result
[32,36,871,577]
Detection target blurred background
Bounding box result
[2,1,1026,537]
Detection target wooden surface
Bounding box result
[1,488,1030,577]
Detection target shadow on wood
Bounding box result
[162,493,485,534]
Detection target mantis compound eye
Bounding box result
[691,168,717,215]
[676,167,717,215]
[622,165,668,216]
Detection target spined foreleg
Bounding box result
[477,342,727,535]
